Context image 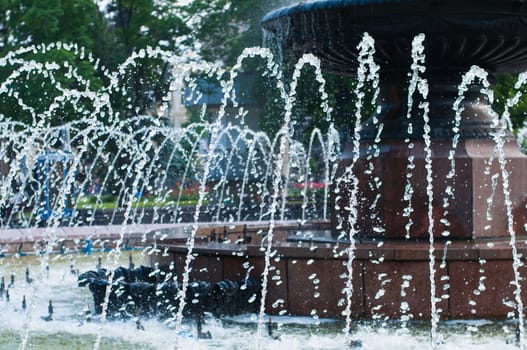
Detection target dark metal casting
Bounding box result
[78,266,262,320]
[262,0,527,141]
[263,0,527,75]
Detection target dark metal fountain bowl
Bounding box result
[262,0,527,74]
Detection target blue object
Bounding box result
[102,241,111,252]
[36,151,75,221]
[177,329,194,339]
[82,239,92,255]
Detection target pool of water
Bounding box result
[0,253,520,349]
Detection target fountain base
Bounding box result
[334,131,527,241]
[151,221,527,320]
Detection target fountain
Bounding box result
[2,0,527,349]
[258,0,527,319]
[262,0,527,241]
[154,0,527,346]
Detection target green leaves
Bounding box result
[493,74,527,130]
[0,0,105,125]
[22,0,63,42]
[191,0,287,65]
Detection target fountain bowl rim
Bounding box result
[261,0,527,74]
[262,0,527,24]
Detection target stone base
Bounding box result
[332,139,527,240]
[152,222,527,320]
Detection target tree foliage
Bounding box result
[0,0,105,125]
[1,0,526,142]
[0,0,222,125]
